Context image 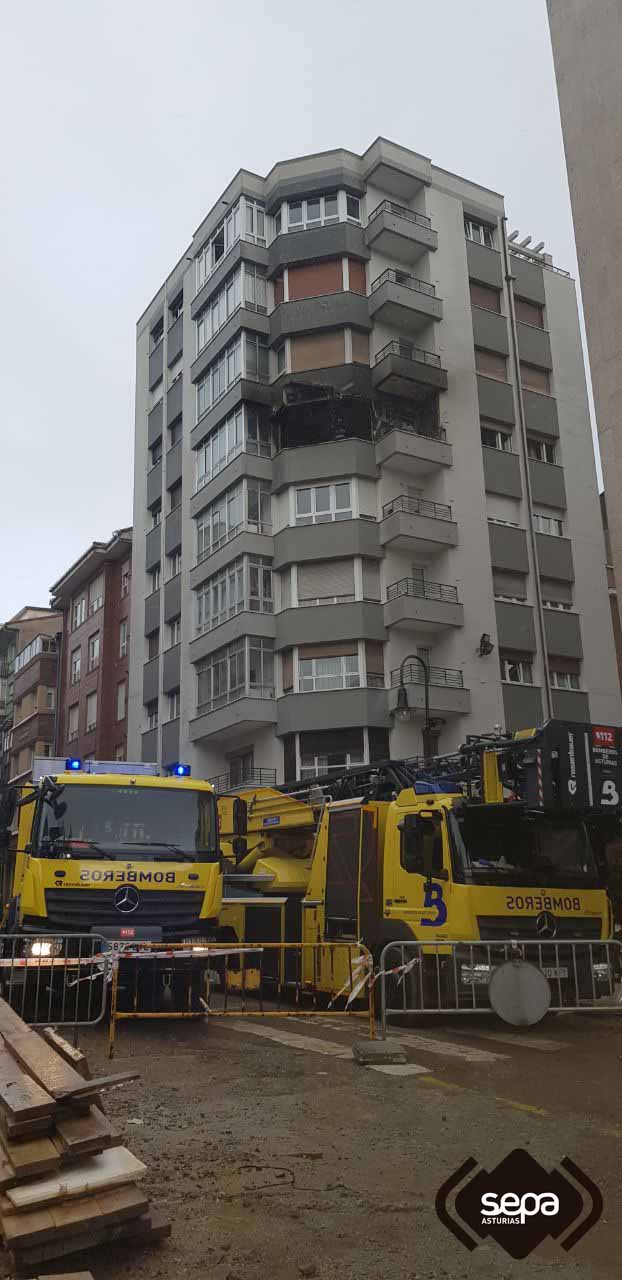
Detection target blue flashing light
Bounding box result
[171,762,191,777]
[65,757,82,772]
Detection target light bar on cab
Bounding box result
[65,757,82,771]
[170,762,191,777]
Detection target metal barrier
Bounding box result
[0,934,109,1029]
[379,938,622,1034]
[108,940,374,1057]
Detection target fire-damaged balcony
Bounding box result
[372,340,448,401]
[373,397,451,477]
[272,385,373,453]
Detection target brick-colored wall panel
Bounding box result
[288,259,343,301]
[291,330,346,372]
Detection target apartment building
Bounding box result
[128,138,620,785]
[50,529,132,763]
[4,608,62,785]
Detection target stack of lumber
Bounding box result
[0,999,169,1273]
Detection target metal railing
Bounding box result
[371,268,436,298]
[0,934,110,1028]
[208,767,277,792]
[390,664,464,689]
[197,684,275,715]
[375,340,442,369]
[386,577,459,604]
[367,199,432,230]
[382,493,453,522]
[379,939,622,1032]
[373,415,447,444]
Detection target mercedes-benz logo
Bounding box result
[536,910,557,939]
[114,885,140,915]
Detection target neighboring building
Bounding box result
[0,624,17,782]
[50,530,132,764]
[547,0,622,674]
[600,493,622,694]
[128,138,619,785]
[3,608,62,785]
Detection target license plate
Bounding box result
[542,965,568,979]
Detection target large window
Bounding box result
[550,669,581,691]
[295,482,352,525]
[196,268,241,354]
[501,657,533,685]
[299,730,366,780]
[527,437,557,464]
[146,700,158,730]
[196,555,272,635]
[72,595,86,630]
[299,652,360,692]
[196,637,274,712]
[195,479,271,563]
[68,703,79,741]
[197,337,241,418]
[481,424,512,452]
[533,512,564,537]
[195,198,266,293]
[245,332,269,382]
[297,560,355,607]
[194,406,271,493]
[88,576,103,615]
[70,647,81,685]
[87,633,100,672]
[244,263,267,313]
[464,215,495,248]
[86,691,97,732]
[287,193,339,230]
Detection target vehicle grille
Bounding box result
[476,915,602,941]
[44,889,205,934]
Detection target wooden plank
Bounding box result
[0,1046,56,1121]
[42,1029,92,1080]
[38,1273,95,1279]
[54,1106,120,1160]
[3,1113,53,1140]
[0,998,33,1040]
[4,1032,89,1101]
[2,1183,148,1247]
[0,1133,60,1179]
[6,1146,147,1212]
[12,1208,170,1270]
[54,1070,140,1102]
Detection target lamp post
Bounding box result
[395,653,431,754]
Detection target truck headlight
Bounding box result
[28,938,62,959]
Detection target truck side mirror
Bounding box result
[233,797,247,837]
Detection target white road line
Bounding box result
[369,1063,431,1077]
[452,1029,569,1052]
[389,1032,508,1063]
[225,1021,351,1058]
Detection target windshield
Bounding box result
[34,784,218,861]
[448,806,602,888]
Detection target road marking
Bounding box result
[418,1076,464,1091]
[389,1031,508,1063]
[369,1063,431,1077]
[453,1029,569,1052]
[225,1022,351,1058]
[494,1096,547,1115]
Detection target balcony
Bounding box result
[189,686,277,745]
[208,767,277,793]
[385,578,464,633]
[380,494,458,555]
[374,416,451,478]
[369,269,443,331]
[365,200,438,263]
[372,340,448,401]
[389,665,471,718]
[277,687,391,737]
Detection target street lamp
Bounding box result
[395,653,431,751]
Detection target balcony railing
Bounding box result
[391,665,464,689]
[197,684,275,715]
[368,199,432,231]
[371,268,436,298]
[14,635,57,675]
[373,415,447,445]
[382,494,453,522]
[208,767,278,793]
[375,340,442,369]
[386,578,459,604]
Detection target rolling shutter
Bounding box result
[298,560,355,602]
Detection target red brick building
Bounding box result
[51,529,132,763]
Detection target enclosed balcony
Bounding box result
[380,494,458,555]
[384,577,464,633]
[372,340,448,401]
[365,200,438,263]
[369,269,443,331]
[389,664,470,717]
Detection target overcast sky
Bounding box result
[0,0,592,622]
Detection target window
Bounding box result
[229,750,255,787]
[244,263,267,313]
[297,559,355,607]
[464,215,495,248]
[86,691,97,732]
[196,485,243,561]
[299,730,365,780]
[121,561,131,598]
[287,193,340,230]
[246,408,272,458]
[150,318,163,348]
[550,670,581,690]
[68,704,79,741]
[475,348,507,381]
[169,617,181,646]
[520,362,551,394]
[150,504,162,529]
[114,744,126,761]
[346,195,360,222]
[88,576,103,615]
[481,425,512,452]
[299,652,360,693]
[542,598,572,611]
[146,700,158,730]
[501,657,534,684]
[249,556,273,613]
[169,294,183,323]
[515,297,544,329]
[169,420,182,447]
[295,482,352,525]
[167,549,182,579]
[167,689,180,721]
[169,481,182,512]
[527,437,557,464]
[87,633,100,672]
[247,478,271,533]
[196,556,272,635]
[195,407,243,491]
[196,637,274,711]
[40,744,52,758]
[148,630,159,660]
[150,565,161,593]
[45,688,55,710]
[70,648,81,685]
[275,344,286,375]
[244,198,266,245]
[274,209,282,236]
[195,199,265,293]
[244,332,269,382]
[196,336,241,418]
[533,513,564,537]
[168,357,182,388]
[469,282,501,313]
[119,620,128,658]
[150,441,162,466]
[116,681,127,721]
[72,595,86,630]
[196,267,241,353]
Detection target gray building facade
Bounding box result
[128,138,620,784]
